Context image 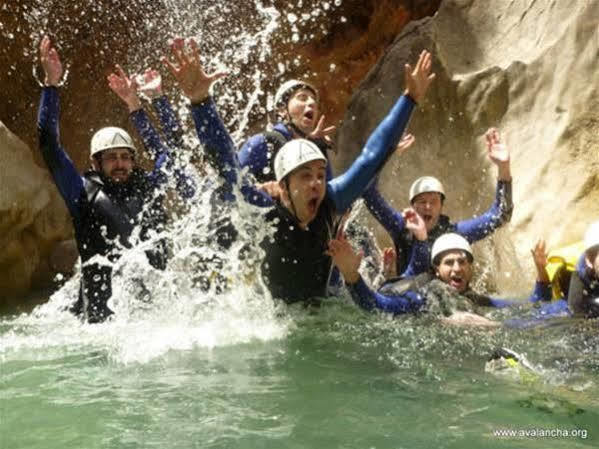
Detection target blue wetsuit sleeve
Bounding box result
[528,281,552,303]
[327,95,416,213]
[129,108,168,188]
[190,98,274,208]
[325,160,333,181]
[490,281,550,307]
[152,96,196,199]
[151,96,184,149]
[238,134,269,179]
[130,108,165,160]
[456,180,513,242]
[347,277,424,315]
[37,87,84,220]
[130,102,196,199]
[402,240,430,278]
[362,180,406,243]
[489,297,517,308]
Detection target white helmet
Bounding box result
[431,233,473,265]
[409,176,445,203]
[274,79,319,108]
[90,127,136,158]
[584,221,599,253]
[274,139,326,182]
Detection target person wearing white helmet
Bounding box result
[567,221,599,318]
[238,78,336,184]
[362,128,514,278]
[163,39,435,302]
[328,224,554,321]
[38,37,194,323]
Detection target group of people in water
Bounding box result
[37,35,599,324]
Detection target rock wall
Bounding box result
[334,0,599,292]
[0,121,73,300]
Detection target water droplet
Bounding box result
[287,13,298,23]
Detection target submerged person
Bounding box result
[363,128,513,278]
[328,223,553,322]
[238,79,336,183]
[37,37,193,323]
[162,39,435,303]
[568,221,599,319]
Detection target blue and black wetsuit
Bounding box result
[190,93,417,303]
[37,87,194,322]
[238,122,333,182]
[567,254,599,318]
[347,271,551,316]
[363,179,513,277]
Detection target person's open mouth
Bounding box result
[449,275,464,290]
[307,197,318,214]
[304,110,314,122]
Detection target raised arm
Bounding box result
[141,67,196,199]
[37,36,84,219]
[108,65,165,162]
[163,38,272,207]
[327,233,424,314]
[327,51,435,213]
[456,128,513,241]
[137,67,186,150]
[238,134,270,179]
[400,209,430,277]
[362,134,415,242]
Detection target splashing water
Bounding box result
[2,2,599,448]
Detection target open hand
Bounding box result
[485,127,511,180]
[256,181,282,199]
[326,233,362,284]
[530,238,550,283]
[382,246,397,279]
[136,68,163,100]
[107,65,141,112]
[162,37,227,103]
[403,207,427,241]
[39,36,63,86]
[404,50,435,104]
[485,128,510,164]
[308,115,336,145]
[395,133,415,156]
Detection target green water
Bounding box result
[1,299,598,449]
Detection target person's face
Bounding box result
[412,192,443,231]
[283,159,327,225]
[585,248,599,278]
[281,88,319,135]
[98,148,134,183]
[435,250,473,293]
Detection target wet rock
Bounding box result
[0,121,72,301]
[334,0,599,293]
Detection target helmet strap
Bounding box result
[284,177,299,220]
[286,121,308,138]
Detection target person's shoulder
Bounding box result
[240,132,268,153]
